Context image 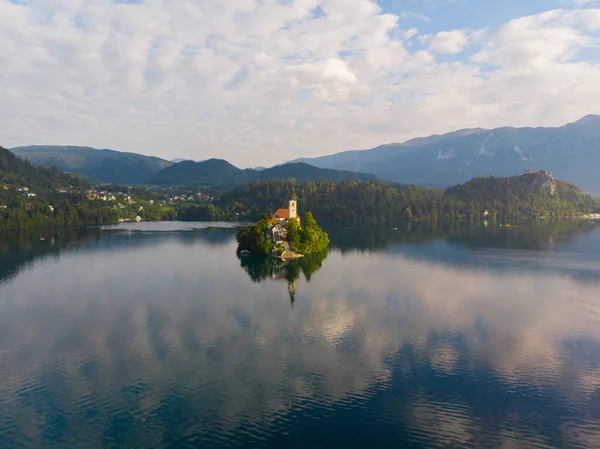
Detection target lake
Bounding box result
[1,221,600,448]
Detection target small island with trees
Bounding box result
[236,187,329,259]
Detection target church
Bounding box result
[267,189,300,241]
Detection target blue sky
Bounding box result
[381,0,560,29]
[1,0,599,165]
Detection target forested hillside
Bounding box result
[152,159,377,188]
[11,146,172,184]
[1,147,88,191]
[152,159,247,187]
[178,174,600,224]
[0,147,174,230]
[446,172,597,219]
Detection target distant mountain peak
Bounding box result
[573,114,600,125]
[289,115,600,191]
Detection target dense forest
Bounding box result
[214,174,600,224]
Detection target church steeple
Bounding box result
[288,187,297,220]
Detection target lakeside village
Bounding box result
[1,183,221,217]
[236,188,330,260]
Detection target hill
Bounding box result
[11,146,172,185]
[445,171,598,219]
[292,115,600,192]
[151,160,377,188]
[152,159,247,188]
[0,146,88,192]
[190,173,599,223]
[0,146,121,230]
[0,147,177,230]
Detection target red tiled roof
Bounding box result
[274,209,289,219]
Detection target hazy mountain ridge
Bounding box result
[11,145,173,185]
[292,115,600,191]
[10,115,600,190]
[152,159,378,188]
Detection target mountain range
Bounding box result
[11,146,172,185]
[9,115,600,191]
[8,147,377,188]
[152,159,377,188]
[293,115,600,192]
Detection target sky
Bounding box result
[1,0,600,166]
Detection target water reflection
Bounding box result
[0,222,599,447]
[329,219,600,253]
[238,250,329,307]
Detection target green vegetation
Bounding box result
[235,214,275,256]
[445,173,597,219]
[0,147,176,230]
[11,145,172,184]
[1,146,88,192]
[236,211,329,257]
[285,212,330,255]
[238,249,329,284]
[153,159,244,188]
[219,175,600,224]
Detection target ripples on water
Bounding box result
[0,222,600,448]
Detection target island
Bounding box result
[236,188,329,259]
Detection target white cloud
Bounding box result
[400,12,432,22]
[417,33,433,44]
[0,2,600,166]
[429,30,469,54]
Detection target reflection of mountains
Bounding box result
[238,250,329,306]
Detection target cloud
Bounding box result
[429,29,470,54]
[399,11,432,21]
[0,2,600,166]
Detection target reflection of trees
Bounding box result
[447,219,600,251]
[0,226,240,285]
[326,219,600,253]
[238,249,329,305]
[0,227,102,283]
[326,221,478,253]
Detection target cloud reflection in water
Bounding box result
[0,227,599,448]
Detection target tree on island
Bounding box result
[285,212,329,255]
[235,214,274,256]
[236,211,329,256]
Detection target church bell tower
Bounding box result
[289,187,298,219]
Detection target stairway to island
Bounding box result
[281,241,303,260]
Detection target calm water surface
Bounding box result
[1,221,600,448]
